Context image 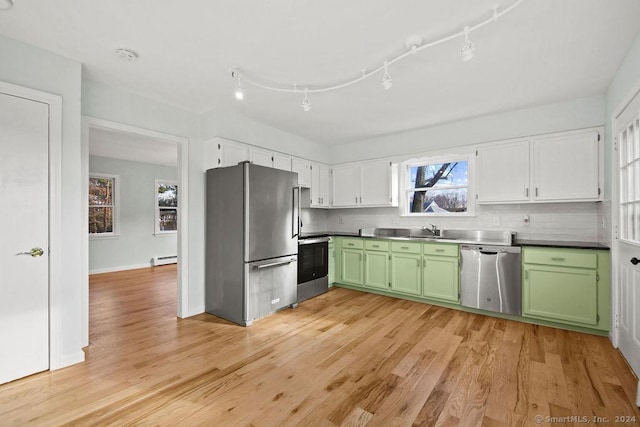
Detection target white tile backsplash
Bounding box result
[301,202,606,243]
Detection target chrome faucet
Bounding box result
[421,224,439,236]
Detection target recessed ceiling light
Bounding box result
[114,48,138,62]
[0,0,14,10]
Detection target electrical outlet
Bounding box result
[523,214,530,227]
[602,217,606,229]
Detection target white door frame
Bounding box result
[0,81,64,370]
[610,76,640,349]
[81,116,190,347]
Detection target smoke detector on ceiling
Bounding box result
[114,48,138,62]
[0,0,14,10]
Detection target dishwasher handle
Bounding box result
[479,251,498,255]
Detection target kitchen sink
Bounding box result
[359,228,514,245]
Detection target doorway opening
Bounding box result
[81,117,189,348]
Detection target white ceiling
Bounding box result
[89,128,177,167]
[1,0,639,145]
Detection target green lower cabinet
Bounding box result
[364,251,389,290]
[422,255,460,303]
[523,265,598,326]
[341,248,364,286]
[390,253,422,295]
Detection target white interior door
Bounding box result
[0,91,50,384]
[614,88,640,402]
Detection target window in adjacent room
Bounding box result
[89,174,119,236]
[156,180,178,234]
[402,155,473,215]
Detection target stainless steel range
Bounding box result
[297,235,329,303]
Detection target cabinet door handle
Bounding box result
[525,188,529,197]
[416,259,420,267]
[435,249,445,253]
[535,188,539,197]
[401,246,409,250]
[631,257,639,265]
[347,243,354,246]
[423,259,426,268]
[550,257,565,262]
[359,196,362,203]
[372,244,379,248]
[355,196,358,203]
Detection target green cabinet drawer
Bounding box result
[390,241,421,254]
[365,240,389,251]
[423,243,458,257]
[342,238,363,250]
[523,247,597,269]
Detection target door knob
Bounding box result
[631,257,639,265]
[17,247,44,257]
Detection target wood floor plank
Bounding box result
[0,265,638,426]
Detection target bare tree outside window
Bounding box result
[407,161,468,214]
[89,176,115,234]
[157,181,178,232]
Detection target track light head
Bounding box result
[382,62,393,90]
[231,68,245,100]
[301,89,311,112]
[460,26,476,61]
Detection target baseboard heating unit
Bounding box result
[151,255,177,266]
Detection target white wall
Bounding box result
[318,97,607,243]
[89,156,177,273]
[82,79,204,315]
[0,35,84,365]
[329,95,605,164]
[201,108,330,163]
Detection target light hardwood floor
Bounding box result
[1,265,639,426]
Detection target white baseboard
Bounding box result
[89,263,152,275]
[51,350,85,371]
[183,305,205,318]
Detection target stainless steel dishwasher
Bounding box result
[460,244,522,315]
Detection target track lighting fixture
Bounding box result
[230,0,525,111]
[232,69,245,100]
[301,89,311,112]
[460,26,476,62]
[0,0,13,10]
[382,62,393,90]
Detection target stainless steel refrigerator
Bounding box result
[206,162,299,326]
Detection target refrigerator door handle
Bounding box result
[255,258,296,269]
[293,186,300,238]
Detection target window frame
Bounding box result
[400,153,475,217]
[155,179,178,235]
[88,173,120,238]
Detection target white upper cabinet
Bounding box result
[476,128,602,204]
[532,131,600,201]
[249,148,292,171]
[332,160,397,208]
[310,163,331,207]
[204,138,249,169]
[249,148,274,168]
[332,165,359,207]
[291,158,311,188]
[477,140,530,203]
[272,153,292,171]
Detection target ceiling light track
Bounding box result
[230,0,525,110]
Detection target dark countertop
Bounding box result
[515,239,610,250]
[299,231,359,239]
[300,231,610,250]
